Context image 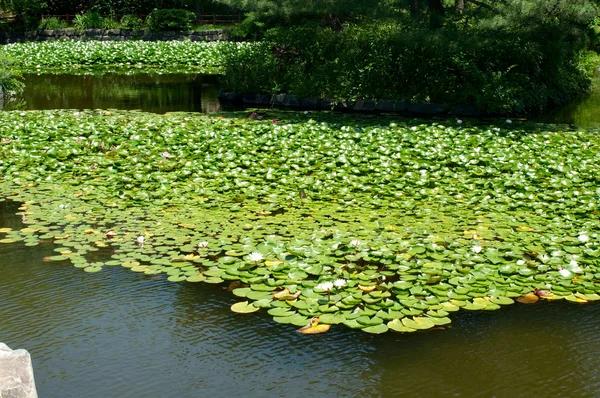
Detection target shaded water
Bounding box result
[2,200,600,397]
[535,76,600,128]
[17,73,221,114]
[13,73,600,126]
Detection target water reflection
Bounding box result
[3,197,600,397]
[532,74,600,128]
[17,73,221,114]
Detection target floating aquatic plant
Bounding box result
[0,109,599,334]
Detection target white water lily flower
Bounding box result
[137,236,144,243]
[316,282,334,292]
[472,246,482,254]
[198,241,209,249]
[506,119,512,124]
[350,239,362,248]
[578,234,590,243]
[248,252,264,262]
[456,119,463,124]
[333,279,347,288]
[516,260,526,266]
[558,268,571,277]
[569,260,583,273]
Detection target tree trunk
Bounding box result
[410,0,420,18]
[455,0,465,13]
[427,0,445,16]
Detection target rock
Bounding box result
[86,29,102,36]
[450,103,485,116]
[407,102,448,115]
[299,97,320,110]
[0,343,38,398]
[243,93,271,107]
[271,93,286,107]
[353,99,375,112]
[282,94,300,108]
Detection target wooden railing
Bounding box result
[40,13,242,26]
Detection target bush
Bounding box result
[221,22,594,114]
[119,14,144,31]
[0,58,24,94]
[38,17,68,30]
[73,12,104,30]
[9,0,47,31]
[145,9,196,31]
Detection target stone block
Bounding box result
[320,99,333,110]
[0,343,38,398]
[271,94,286,107]
[283,94,300,108]
[395,102,409,112]
[333,101,355,112]
[374,100,396,113]
[407,102,448,115]
[86,29,102,36]
[107,29,121,36]
[450,103,484,116]
[243,93,271,107]
[299,97,320,110]
[353,99,375,112]
[218,91,243,102]
[41,30,54,36]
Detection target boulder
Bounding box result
[0,343,38,398]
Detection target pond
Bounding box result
[2,198,600,397]
[2,73,600,397]
[11,73,600,127]
[17,73,221,114]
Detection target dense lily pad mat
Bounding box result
[1,110,599,333]
[0,41,244,75]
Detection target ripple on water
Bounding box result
[3,198,600,397]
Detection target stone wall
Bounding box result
[0,29,227,44]
[219,92,488,117]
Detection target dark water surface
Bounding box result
[14,73,600,127]
[3,199,600,397]
[18,73,221,114]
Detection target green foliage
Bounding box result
[73,11,104,30]
[2,110,600,333]
[221,22,595,113]
[119,14,143,31]
[145,8,196,31]
[0,40,239,74]
[38,17,68,30]
[3,0,48,30]
[220,42,277,92]
[0,58,23,93]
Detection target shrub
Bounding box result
[221,23,594,114]
[0,58,24,94]
[120,14,144,31]
[74,12,104,30]
[145,9,196,31]
[38,17,68,30]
